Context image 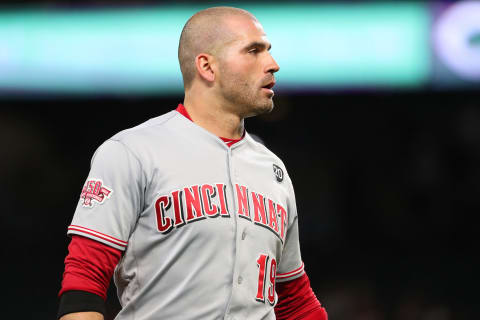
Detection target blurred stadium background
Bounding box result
[1,0,479,319]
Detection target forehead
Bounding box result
[224,15,270,46]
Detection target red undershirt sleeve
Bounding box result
[275,272,328,320]
[59,235,122,300]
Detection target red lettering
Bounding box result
[171,190,185,227]
[93,181,101,195]
[184,185,204,222]
[277,204,288,240]
[100,187,111,198]
[268,199,279,233]
[236,184,250,220]
[155,196,173,233]
[252,192,267,225]
[201,184,218,216]
[87,181,95,193]
[256,254,269,302]
[267,258,277,305]
[256,254,277,306]
[216,183,229,217]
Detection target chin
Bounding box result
[248,100,274,118]
[263,101,275,113]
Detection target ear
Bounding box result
[195,53,215,83]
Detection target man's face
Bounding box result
[215,16,280,118]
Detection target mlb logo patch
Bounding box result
[80,178,113,207]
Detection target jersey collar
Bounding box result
[176,103,245,147]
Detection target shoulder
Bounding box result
[244,132,292,183]
[110,109,180,143]
[245,133,287,167]
[90,109,184,162]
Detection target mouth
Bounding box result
[262,81,275,90]
[261,80,276,95]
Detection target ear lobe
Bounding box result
[195,53,215,83]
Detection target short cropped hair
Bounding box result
[178,7,257,89]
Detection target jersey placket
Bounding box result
[223,142,243,320]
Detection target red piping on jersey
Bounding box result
[68,225,127,244]
[68,225,127,248]
[60,236,327,319]
[277,262,305,280]
[176,103,244,147]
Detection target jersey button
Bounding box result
[241,230,246,240]
[238,276,243,284]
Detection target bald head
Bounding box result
[178,7,258,89]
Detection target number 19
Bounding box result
[256,253,277,305]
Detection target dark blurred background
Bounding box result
[1,1,479,319]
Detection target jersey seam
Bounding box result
[105,142,144,320]
[130,222,140,320]
[107,139,147,218]
[104,111,178,320]
[120,110,179,135]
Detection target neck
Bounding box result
[183,91,244,140]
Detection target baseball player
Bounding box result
[58,7,328,320]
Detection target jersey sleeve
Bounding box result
[67,139,145,251]
[276,174,305,282]
[275,273,328,320]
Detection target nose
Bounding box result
[265,53,280,74]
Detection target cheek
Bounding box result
[226,69,252,87]
[229,64,250,80]
[219,58,257,88]
[224,55,256,74]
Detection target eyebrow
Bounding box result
[244,41,272,51]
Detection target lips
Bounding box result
[262,80,276,90]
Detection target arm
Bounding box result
[59,140,143,319]
[58,235,121,319]
[275,172,328,318]
[275,272,328,320]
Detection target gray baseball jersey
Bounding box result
[67,108,305,320]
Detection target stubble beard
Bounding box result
[219,73,274,118]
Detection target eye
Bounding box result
[248,48,258,54]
